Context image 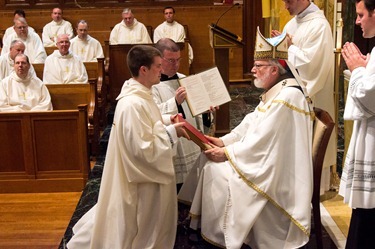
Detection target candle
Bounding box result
[336,18,343,49]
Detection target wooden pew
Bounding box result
[45,82,100,157]
[44,46,57,56]
[107,41,189,104]
[0,105,89,193]
[84,58,108,129]
[33,60,107,130]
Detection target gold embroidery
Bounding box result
[19,92,27,100]
[257,100,315,120]
[224,148,310,237]
[80,47,86,54]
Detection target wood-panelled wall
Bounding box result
[0,3,247,79]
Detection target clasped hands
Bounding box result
[341,42,370,72]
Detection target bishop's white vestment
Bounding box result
[109,19,152,45]
[178,79,314,249]
[0,52,36,80]
[67,78,178,249]
[0,71,52,111]
[1,32,47,64]
[42,19,74,47]
[70,35,104,62]
[153,21,194,64]
[43,50,88,84]
[283,3,336,193]
[339,47,375,209]
[152,73,202,184]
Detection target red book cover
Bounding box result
[175,114,212,150]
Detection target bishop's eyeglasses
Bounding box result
[252,64,272,69]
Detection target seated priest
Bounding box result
[43,34,88,84]
[70,20,104,62]
[1,17,47,64]
[178,28,314,249]
[0,54,52,112]
[109,8,152,45]
[0,40,36,80]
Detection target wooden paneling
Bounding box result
[0,0,213,9]
[45,81,100,156]
[0,107,89,193]
[0,5,244,79]
[107,41,189,104]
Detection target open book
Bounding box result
[175,114,212,151]
[178,67,231,116]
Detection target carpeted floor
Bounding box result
[59,84,343,249]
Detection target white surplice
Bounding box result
[42,20,74,47]
[0,52,36,80]
[1,32,47,64]
[152,73,202,184]
[67,78,178,249]
[70,35,104,62]
[178,79,314,249]
[153,21,194,64]
[109,19,152,45]
[339,47,375,209]
[43,50,88,84]
[284,3,336,193]
[0,71,52,112]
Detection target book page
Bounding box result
[178,67,231,116]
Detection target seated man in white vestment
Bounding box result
[109,8,152,45]
[152,38,202,191]
[153,6,193,65]
[0,54,52,112]
[70,20,104,62]
[42,7,74,47]
[2,9,35,45]
[67,45,190,249]
[178,28,314,249]
[1,18,47,64]
[0,40,36,80]
[43,34,88,84]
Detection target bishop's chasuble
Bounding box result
[179,78,314,249]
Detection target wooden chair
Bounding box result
[311,107,335,249]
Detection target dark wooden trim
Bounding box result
[243,0,264,78]
[0,0,213,9]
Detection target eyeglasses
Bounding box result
[163,57,182,65]
[252,64,272,69]
[15,26,27,30]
